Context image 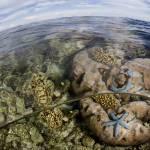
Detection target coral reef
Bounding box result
[71,49,150,96]
[80,96,150,146]
[5,123,44,149]
[49,36,89,64]
[0,31,149,149]
[91,94,120,111]
[124,58,150,90]
[39,108,64,129]
[103,112,129,137]
[0,88,31,125]
[71,50,110,95]
[105,67,134,93]
[44,61,65,81]
[30,72,55,107]
[88,47,118,66]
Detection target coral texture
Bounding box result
[80,97,150,146]
[30,72,54,107]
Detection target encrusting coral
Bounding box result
[39,108,64,129]
[91,94,120,111]
[88,47,118,66]
[30,72,54,107]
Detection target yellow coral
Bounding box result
[89,47,117,65]
[40,108,63,129]
[91,94,120,110]
[31,72,54,107]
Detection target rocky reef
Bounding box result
[4,123,44,149]
[0,88,32,126]
[0,31,150,149]
[71,46,150,147]
[80,94,150,146]
[71,47,150,97]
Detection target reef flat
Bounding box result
[0,16,150,149]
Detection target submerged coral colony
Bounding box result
[0,37,150,149]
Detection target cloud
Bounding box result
[0,0,149,31]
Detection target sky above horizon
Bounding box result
[0,0,150,31]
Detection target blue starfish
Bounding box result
[110,70,134,93]
[103,112,129,137]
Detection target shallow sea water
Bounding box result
[0,17,149,149]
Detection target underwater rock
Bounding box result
[138,143,150,150]
[0,51,18,75]
[0,129,7,148]
[71,145,92,150]
[0,89,31,124]
[5,123,44,149]
[124,58,150,90]
[80,96,150,146]
[44,62,65,81]
[71,50,110,95]
[104,58,150,95]
[3,75,22,91]
[118,101,150,122]
[81,135,95,148]
[105,67,140,93]
[49,37,89,64]
[93,143,102,150]
[122,41,147,59]
[30,72,55,107]
[71,48,150,95]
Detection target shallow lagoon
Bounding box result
[0,17,150,149]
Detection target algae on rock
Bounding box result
[5,123,44,149]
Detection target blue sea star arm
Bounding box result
[103,120,116,126]
[114,122,120,137]
[119,112,128,120]
[103,112,129,137]
[119,120,129,129]
[110,112,118,120]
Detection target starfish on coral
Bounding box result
[103,112,129,137]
